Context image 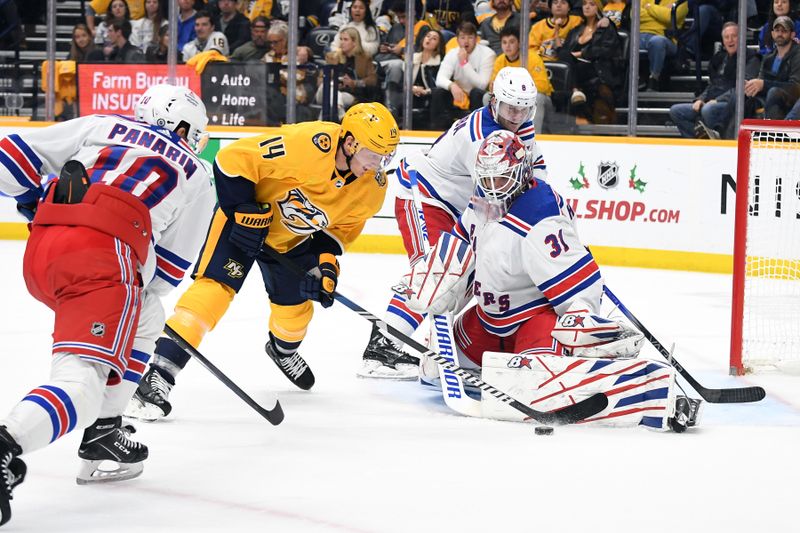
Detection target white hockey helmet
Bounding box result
[474,130,532,206]
[144,84,209,153]
[490,67,537,131]
[134,83,173,122]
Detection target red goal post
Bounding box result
[730,120,800,375]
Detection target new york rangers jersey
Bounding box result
[396,105,547,218]
[452,180,603,337]
[0,114,214,292]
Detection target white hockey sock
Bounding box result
[0,353,109,454]
[383,312,419,348]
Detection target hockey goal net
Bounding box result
[730,120,800,375]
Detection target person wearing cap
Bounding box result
[639,0,688,91]
[229,15,270,61]
[529,0,582,61]
[479,0,522,55]
[744,15,800,119]
[182,10,230,61]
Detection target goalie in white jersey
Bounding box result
[359,67,549,380]
[0,85,215,526]
[407,130,703,432]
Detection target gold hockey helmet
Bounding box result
[340,102,399,159]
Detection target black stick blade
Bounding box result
[513,393,609,425]
[699,385,766,403]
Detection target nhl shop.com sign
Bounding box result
[77,64,201,116]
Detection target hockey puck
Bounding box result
[534,425,554,436]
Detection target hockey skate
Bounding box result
[76,417,148,485]
[0,426,26,527]
[125,366,174,421]
[265,341,315,390]
[357,325,420,380]
[669,396,704,433]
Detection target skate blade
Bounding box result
[76,460,144,485]
[123,397,167,422]
[356,360,418,381]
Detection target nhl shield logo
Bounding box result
[90,322,106,337]
[597,161,619,189]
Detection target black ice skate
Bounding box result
[357,324,420,380]
[76,417,149,485]
[125,366,174,421]
[0,426,26,527]
[669,396,704,433]
[265,341,315,390]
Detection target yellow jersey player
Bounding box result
[126,103,400,420]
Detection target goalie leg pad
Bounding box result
[407,232,475,316]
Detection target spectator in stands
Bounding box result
[479,0,522,54]
[375,1,407,64]
[425,0,477,41]
[490,26,554,131]
[745,16,800,119]
[759,0,800,55]
[529,0,582,61]
[177,0,198,51]
[559,0,623,124]
[262,20,289,63]
[640,0,688,91]
[130,0,166,51]
[145,24,169,63]
[431,21,496,129]
[229,16,270,61]
[385,27,445,125]
[331,0,381,58]
[216,0,251,53]
[93,0,131,46]
[183,11,230,60]
[266,45,319,125]
[602,0,628,29]
[669,22,760,139]
[86,0,143,37]
[88,19,146,63]
[317,27,378,118]
[69,23,97,62]
[529,0,552,23]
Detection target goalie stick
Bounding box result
[164,325,285,425]
[259,246,608,425]
[602,286,766,403]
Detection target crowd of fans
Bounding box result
[9,0,800,134]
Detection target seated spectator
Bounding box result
[386,28,444,125]
[145,24,169,63]
[759,0,800,55]
[559,0,623,124]
[86,0,143,37]
[130,0,166,51]
[431,21,496,129]
[491,26,554,132]
[602,0,628,29]
[479,0,522,55]
[230,16,270,61]
[262,20,289,64]
[182,11,229,61]
[669,22,760,139]
[69,23,96,62]
[93,0,131,46]
[639,0,688,91]
[238,0,285,22]
[375,1,407,64]
[216,0,251,53]
[745,16,800,119]
[330,0,381,58]
[425,0,477,42]
[177,0,197,51]
[88,19,145,62]
[529,0,582,61]
[317,27,378,118]
[266,45,319,125]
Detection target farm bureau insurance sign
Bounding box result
[78,64,201,116]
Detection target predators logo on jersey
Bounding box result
[278,189,330,234]
[312,132,332,153]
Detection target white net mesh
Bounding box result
[741,129,800,372]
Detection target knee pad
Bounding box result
[169,277,235,347]
[269,301,313,343]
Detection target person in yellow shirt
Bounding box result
[640,0,688,90]
[126,103,400,421]
[529,0,582,61]
[490,26,554,132]
[86,0,144,36]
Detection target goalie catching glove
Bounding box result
[300,253,339,308]
[228,202,273,257]
[551,305,644,359]
[406,232,475,315]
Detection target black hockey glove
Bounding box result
[14,187,43,222]
[299,253,339,308]
[228,202,273,258]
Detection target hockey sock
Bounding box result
[269,332,302,356]
[151,337,192,378]
[384,294,424,347]
[0,354,108,454]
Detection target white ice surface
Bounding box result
[1,241,798,533]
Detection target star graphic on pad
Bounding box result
[519,357,531,368]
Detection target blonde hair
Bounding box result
[337,27,365,58]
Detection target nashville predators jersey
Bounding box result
[214,121,387,254]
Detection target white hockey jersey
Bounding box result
[182,31,230,60]
[397,105,547,218]
[452,180,603,336]
[0,114,214,294]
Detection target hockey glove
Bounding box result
[14,187,43,222]
[300,253,339,308]
[228,203,273,258]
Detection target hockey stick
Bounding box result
[602,286,766,403]
[163,325,285,425]
[260,246,608,425]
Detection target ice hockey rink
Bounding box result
[0,240,798,533]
